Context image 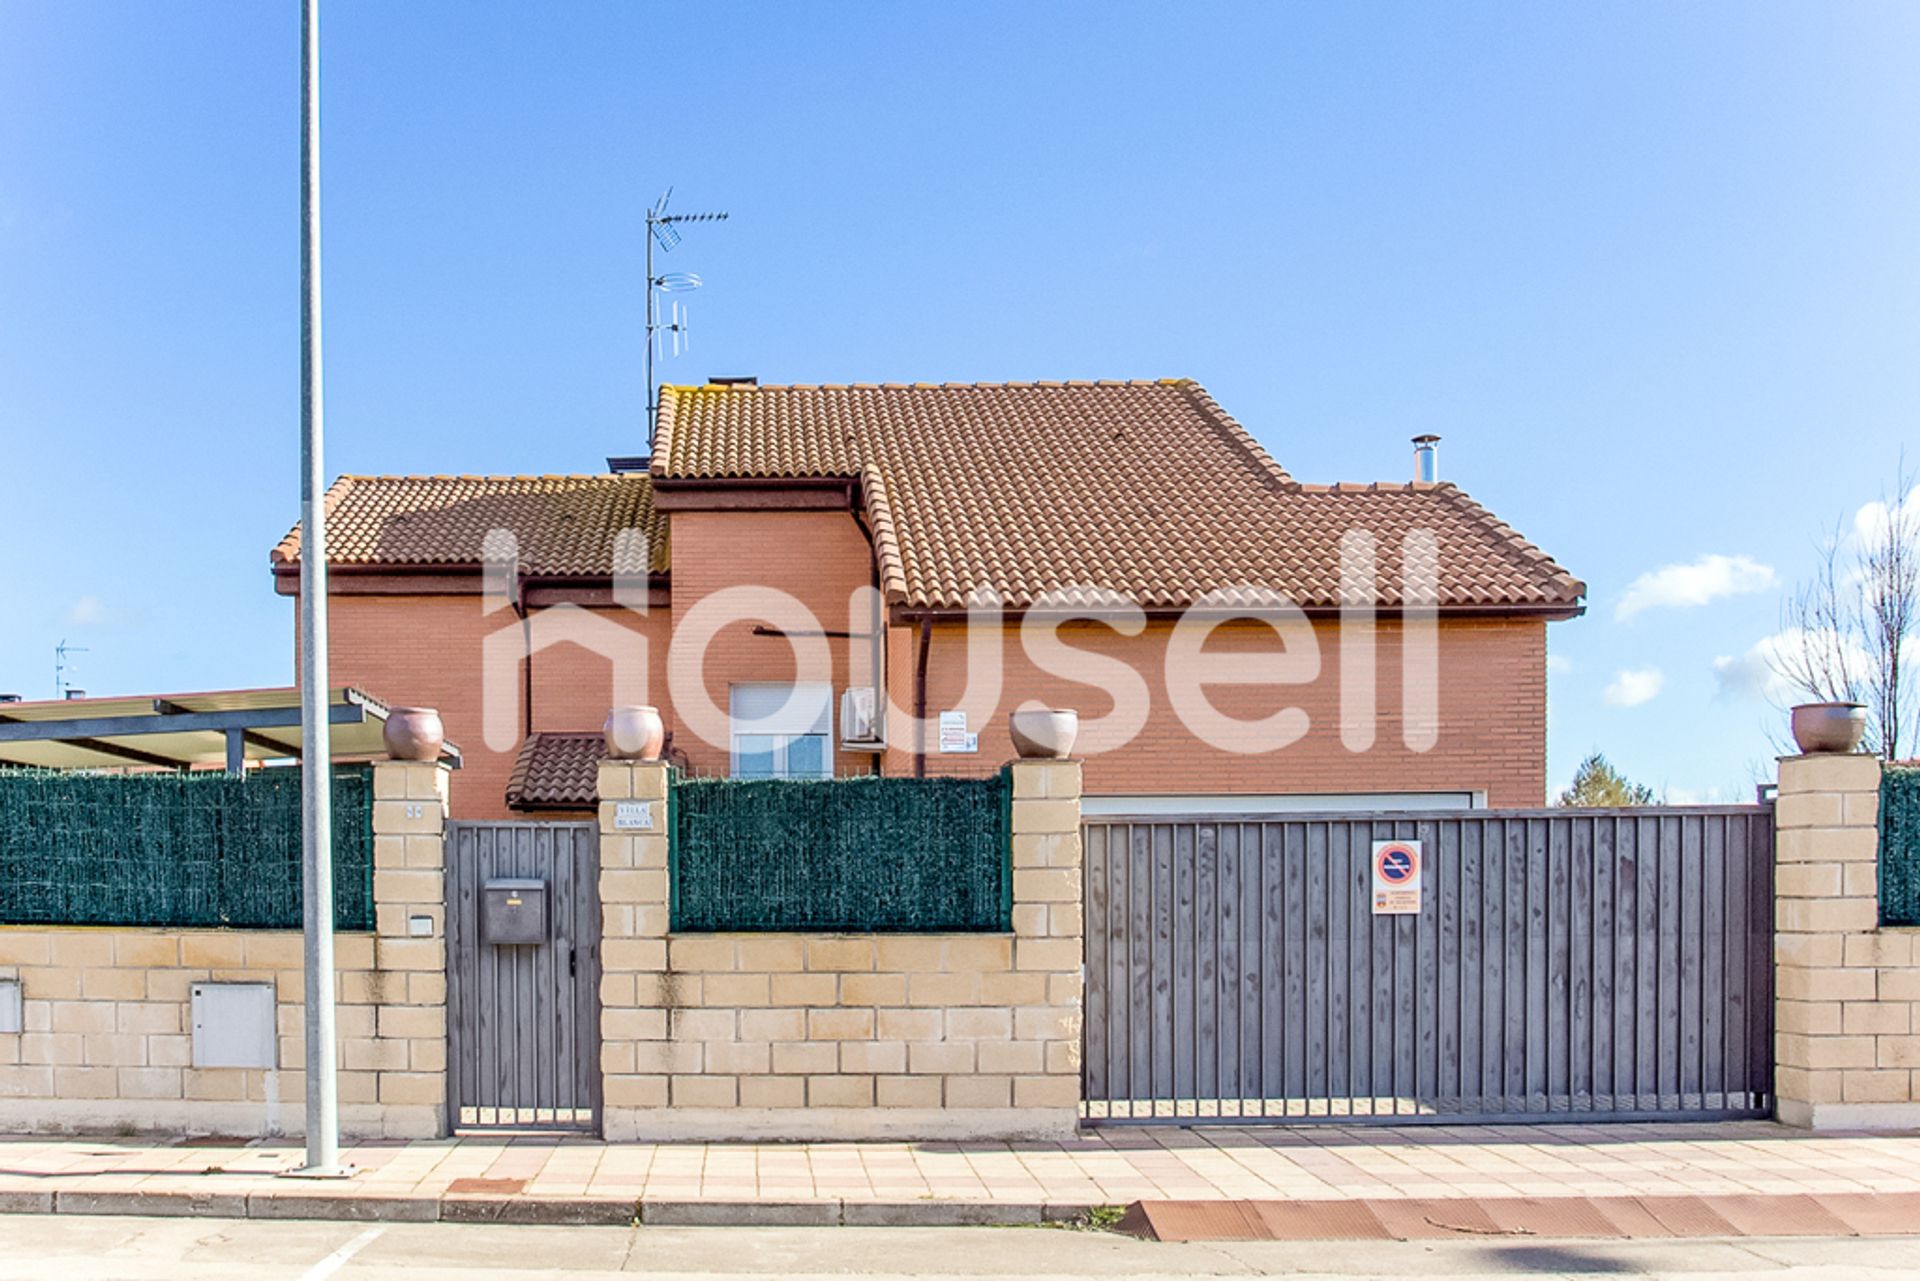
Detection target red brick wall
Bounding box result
[664,509,880,778]
[319,593,667,820]
[310,510,1551,814]
[911,615,1548,806]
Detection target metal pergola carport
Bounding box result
[0,686,461,773]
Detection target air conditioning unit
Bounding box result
[840,687,884,752]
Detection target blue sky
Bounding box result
[2,2,1916,799]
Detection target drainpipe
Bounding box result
[912,617,931,778]
[850,487,886,776]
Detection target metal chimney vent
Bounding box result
[1412,434,1441,483]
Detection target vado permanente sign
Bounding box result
[1371,839,1423,916]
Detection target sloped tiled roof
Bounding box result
[654,380,1583,611]
[504,732,604,809]
[273,475,668,576]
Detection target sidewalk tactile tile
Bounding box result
[1365,1198,1510,1240]
[1634,1196,1741,1237]
[1478,1197,1625,1238]
[1119,1201,1268,1241]
[1705,1194,1854,1238]
[1813,1191,1920,1235]
[1248,1199,1391,1240]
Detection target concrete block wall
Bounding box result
[598,757,1084,1140]
[1774,752,1920,1129]
[0,760,451,1138]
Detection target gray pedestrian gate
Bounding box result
[1082,807,1774,1125]
[446,820,601,1132]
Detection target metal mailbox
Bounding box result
[482,877,548,946]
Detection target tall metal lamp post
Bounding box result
[297,0,341,1176]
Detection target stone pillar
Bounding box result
[597,758,671,1142]
[366,758,452,1137]
[1774,752,1920,1129]
[1007,758,1084,1128]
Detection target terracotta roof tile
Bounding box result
[504,732,603,809]
[273,474,668,577]
[654,380,1583,611]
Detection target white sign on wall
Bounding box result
[938,710,977,754]
[614,800,655,831]
[1371,839,1423,916]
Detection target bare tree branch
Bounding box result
[1774,459,1919,760]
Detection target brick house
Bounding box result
[272,379,1583,819]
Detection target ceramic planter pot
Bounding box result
[382,707,444,762]
[1790,702,1867,755]
[604,705,666,761]
[1009,707,1079,760]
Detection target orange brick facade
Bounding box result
[311,508,1553,817]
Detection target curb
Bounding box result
[3,1189,1099,1228]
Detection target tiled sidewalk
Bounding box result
[2,1122,1919,1223]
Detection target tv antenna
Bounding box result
[644,188,729,451]
[54,638,89,698]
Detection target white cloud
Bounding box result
[1712,627,1875,704]
[1664,784,1730,805]
[1851,481,1920,545]
[1546,654,1574,675]
[63,596,109,626]
[1616,554,1776,620]
[1604,667,1664,707]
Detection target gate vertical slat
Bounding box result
[1592,816,1616,1109]
[1392,821,1418,1115]
[1631,815,1656,1109]
[1680,815,1704,1105]
[1352,826,1375,1113]
[1568,816,1594,1111]
[1110,821,1125,1111]
[554,825,571,1118]
[1210,823,1238,1113]
[1523,818,1548,1112]
[1176,822,1199,1111]
[1260,823,1283,1116]
[477,825,500,1120]
[1234,824,1260,1115]
[1434,819,1459,1109]
[1278,824,1302,1105]
[1151,822,1175,1109]
[1127,824,1152,1111]
[1319,822,1343,1117]
[1701,816,1727,1104]
[451,824,474,1125]
[1304,821,1329,1108]
[1752,811,1777,1107]
[1084,824,1109,1111]
[1457,819,1483,1112]
[1546,818,1571,1111]
[1657,814,1682,1105]
[1496,818,1520,1108]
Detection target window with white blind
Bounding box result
[729,683,833,779]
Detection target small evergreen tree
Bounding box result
[1557,752,1656,807]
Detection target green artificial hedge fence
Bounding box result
[670,772,1012,933]
[1882,765,1920,928]
[0,766,374,930]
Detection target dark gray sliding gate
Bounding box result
[447,821,600,1132]
[1082,807,1774,1125]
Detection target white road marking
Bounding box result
[297,1225,385,1281]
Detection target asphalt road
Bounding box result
[0,1215,1915,1280]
